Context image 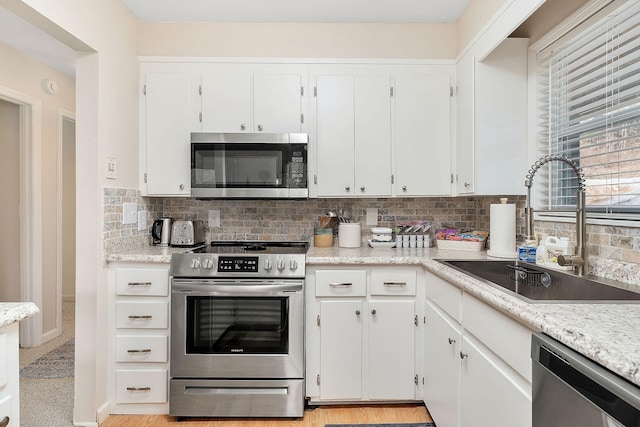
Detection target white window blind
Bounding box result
[537,0,640,216]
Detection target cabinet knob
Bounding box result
[459,351,468,359]
[402,185,407,191]
[464,182,471,188]
[258,124,263,131]
[371,309,377,315]
[355,309,361,316]
[360,186,365,192]
[240,123,246,130]
[345,186,351,192]
[448,338,456,345]
[179,184,185,190]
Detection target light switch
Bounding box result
[122,203,137,225]
[366,208,378,226]
[208,210,221,228]
[106,156,117,179]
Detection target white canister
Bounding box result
[338,223,362,248]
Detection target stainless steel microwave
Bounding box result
[191,133,308,199]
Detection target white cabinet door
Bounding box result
[200,73,252,132]
[315,75,355,197]
[395,74,452,196]
[424,301,461,427]
[319,299,363,400]
[254,74,302,133]
[368,299,415,400]
[459,336,531,427]
[143,72,191,196]
[456,53,475,194]
[354,75,392,197]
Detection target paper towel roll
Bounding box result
[488,200,517,258]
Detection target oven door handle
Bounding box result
[172,282,303,294]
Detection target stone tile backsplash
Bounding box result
[103,187,640,286]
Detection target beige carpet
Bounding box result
[20,301,75,427]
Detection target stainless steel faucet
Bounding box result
[524,154,587,276]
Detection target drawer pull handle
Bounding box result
[460,352,468,359]
[128,315,153,320]
[128,282,152,287]
[127,349,152,353]
[126,386,151,391]
[448,338,456,344]
[329,282,353,287]
[383,282,407,287]
[0,416,9,427]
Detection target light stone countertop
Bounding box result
[109,243,640,387]
[106,245,204,263]
[0,302,39,328]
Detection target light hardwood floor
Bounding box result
[101,404,433,426]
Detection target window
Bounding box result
[536,0,640,217]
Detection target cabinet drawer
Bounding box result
[116,335,168,363]
[115,369,167,404]
[425,272,462,322]
[462,293,533,382]
[370,269,416,296]
[116,302,168,329]
[116,267,169,296]
[315,270,366,297]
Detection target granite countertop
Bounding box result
[0,302,39,328]
[106,245,202,263]
[110,243,640,387]
[307,244,640,388]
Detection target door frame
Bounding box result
[53,109,76,342]
[0,84,43,347]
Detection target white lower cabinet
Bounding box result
[306,266,423,404]
[109,263,170,414]
[0,323,19,426]
[423,270,533,427]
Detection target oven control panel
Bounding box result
[218,256,259,272]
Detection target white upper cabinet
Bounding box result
[315,74,393,197]
[312,64,453,198]
[395,74,452,196]
[197,65,306,133]
[141,70,191,197]
[455,38,529,195]
[200,73,252,132]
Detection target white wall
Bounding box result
[0,41,75,334]
[0,0,139,424]
[139,22,458,59]
[0,99,20,302]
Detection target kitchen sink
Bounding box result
[437,259,640,303]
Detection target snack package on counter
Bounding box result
[436,228,487,242]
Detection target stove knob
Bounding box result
[277,259,286,271]
[202,258,214,269]
[190,258,201,269]
[289,259,298,271]
[264,259,273,271]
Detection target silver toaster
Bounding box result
[170,220,205,247]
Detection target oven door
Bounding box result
[170,279,304,379]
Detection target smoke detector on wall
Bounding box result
[41,79,58,95]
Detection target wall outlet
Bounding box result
[208,209,221,228]
[122,203,137,225]
[137,210,147,231]
[366,208,378,226]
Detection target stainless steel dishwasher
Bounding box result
[532,333,640,427]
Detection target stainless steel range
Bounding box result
[169,241,308,418]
